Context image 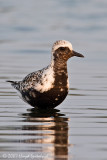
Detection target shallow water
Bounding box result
[0,0,107,160]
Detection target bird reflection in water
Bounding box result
[22,108,71,159]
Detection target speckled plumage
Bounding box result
[7,40,84,109]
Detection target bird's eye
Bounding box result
[60,47,65,51]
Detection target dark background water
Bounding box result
[0,0,107,159]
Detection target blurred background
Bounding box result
[0,0,107,57]
[0,0,107,160]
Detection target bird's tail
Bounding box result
[6,80,17,84]
[6,80,19,89]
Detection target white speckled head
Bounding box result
[52,40,73,53]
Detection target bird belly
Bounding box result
[22,87,68,108]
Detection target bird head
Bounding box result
[52,40,84,62]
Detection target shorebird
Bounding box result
[7,40,84,109]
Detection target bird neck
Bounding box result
[51,58,67,71]
[50,58,68,88]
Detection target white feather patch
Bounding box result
[67,78,69,88]
[52,40,73,53]
[34,66,55,93]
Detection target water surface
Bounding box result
[0,0,107,160]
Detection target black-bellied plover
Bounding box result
[7,40,84,109]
